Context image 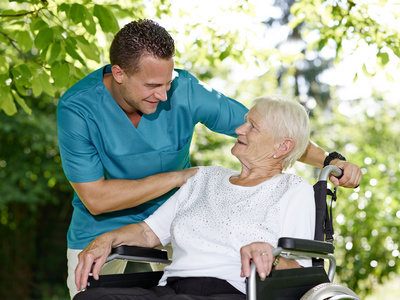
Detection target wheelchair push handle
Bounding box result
[318,165,343,181]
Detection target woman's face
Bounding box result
[231,108,277,165]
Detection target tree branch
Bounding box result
[0,29,43,67]
[0,7,45,18]
[0,30,31,61]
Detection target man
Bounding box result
[57,19,361,298]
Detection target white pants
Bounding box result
[67,248,128,299]
[67,249,82,299]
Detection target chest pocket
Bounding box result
[103,137,192,179]
[160,137,191,172]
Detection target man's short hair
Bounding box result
[110,19,175,74]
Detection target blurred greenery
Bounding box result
[1,0,399,298]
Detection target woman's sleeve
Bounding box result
[144,174,195,246]
[279,179,315,267]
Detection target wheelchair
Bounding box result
[86,165,360,299]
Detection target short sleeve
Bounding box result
[183,71,248,136]
[57,103,104,183]
[144,175,194,246]
[279,179,315,267]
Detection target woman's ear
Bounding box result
[274,138,295,158]
[111,65,125,84]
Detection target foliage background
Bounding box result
[1,0,399,299]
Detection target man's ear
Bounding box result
[274,138,295,158]
[111,65,124,84]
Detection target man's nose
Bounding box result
[155,86,168,101]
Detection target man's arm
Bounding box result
[75,221,160,291]
[71,167,198,215]
[299,141,362,188]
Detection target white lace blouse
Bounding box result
[145,166,315,294]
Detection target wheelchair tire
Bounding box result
[300,282,360,300]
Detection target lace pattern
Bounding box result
[170,166,303,257]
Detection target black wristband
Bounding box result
[323,151,346,167]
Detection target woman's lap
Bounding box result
[73,277,246,300]
[74,286,245,300]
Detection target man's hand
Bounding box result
[174,167,199,187]
[240,242,274,281]
[75,234,113,291]
[329,160,362,188]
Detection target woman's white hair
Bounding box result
[251,95,310,170]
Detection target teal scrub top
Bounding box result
[57,65,249,249]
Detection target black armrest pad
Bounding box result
[88,271,163,289]
[278,237,334,254]
[111,245,169,261]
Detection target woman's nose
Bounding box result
[235,123,246,135]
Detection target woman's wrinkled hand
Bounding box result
[240,242,274,281]
[75,234,113,292]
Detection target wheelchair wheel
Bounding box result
[300,282,360,300]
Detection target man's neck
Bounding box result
[103,73,142,128]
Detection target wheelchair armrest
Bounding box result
[106,245,171,264]
[278,237,334,254]
[247,238,337,299]
[87,246,170,290]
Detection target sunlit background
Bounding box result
[1,0,400,298]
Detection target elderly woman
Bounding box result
[74,95,315,300]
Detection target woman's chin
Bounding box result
[231,145,241,157]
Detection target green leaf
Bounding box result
[69,3,85,25]
[93,5,119,33]
[10,65,31,95]
[51,62,70,88]
[0,55,9,74]
[353,72,358,83]
[37,72,55,97]
[15,31,33,53]
[378,52,389,66]
[81,7,97,35]
[34,28,54,50]
[1,9,30,20]
[317,38,327,51]
[11,90,32,115]
[64,40,85,65]
[362,63,369,76]
[219,49,230,61]
[392,47,400,59]
[31,75,43,98]
[30,19,48,31]
[0,86,17,116]
[385,72,394,83]
[14,80,28,96]
[12,64,32,78]
[30,69,55,98]
[40,45,50,61]
[59,3,70,13]
[76,37,100,63]
[47,41,61,65]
